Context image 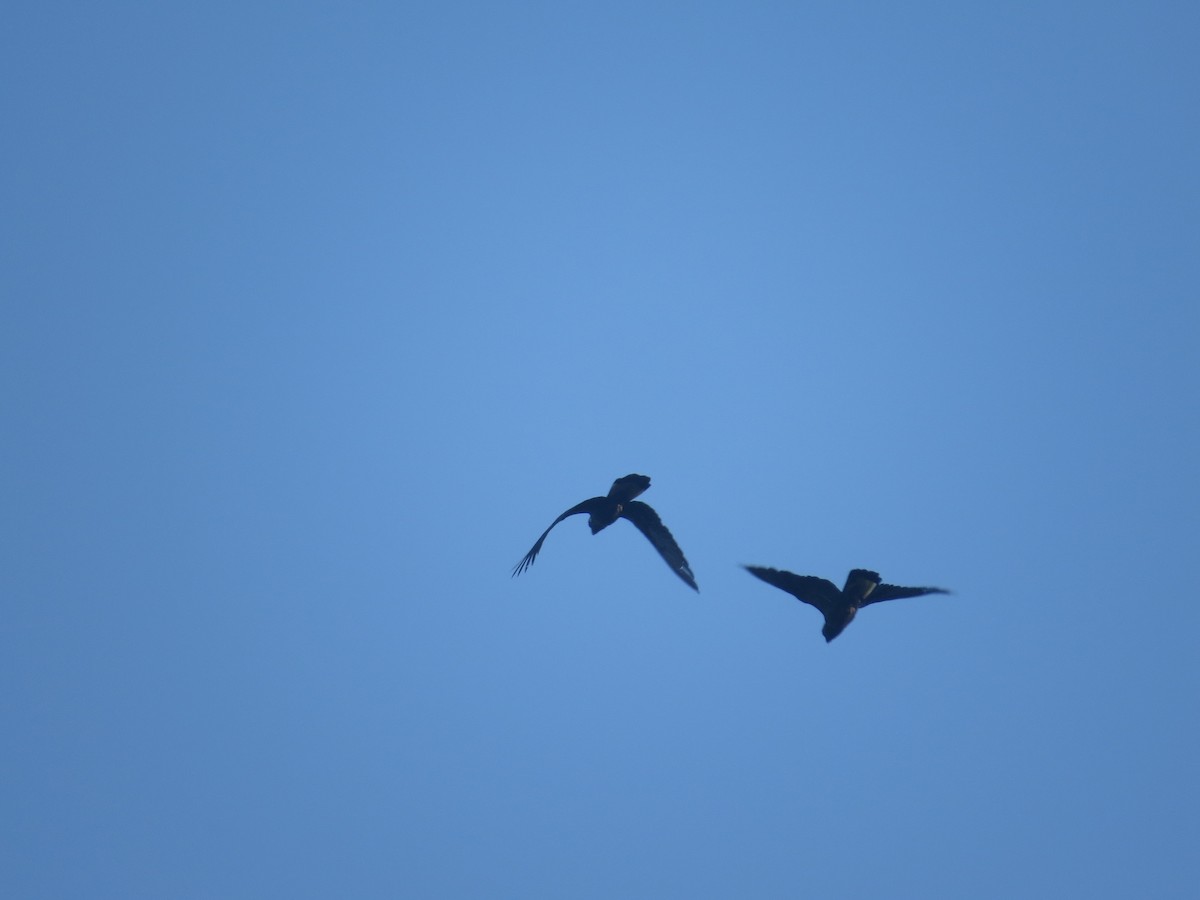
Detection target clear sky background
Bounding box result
[3,2,1198,898]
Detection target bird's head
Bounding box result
[822,607,857,642]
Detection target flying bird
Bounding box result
[743,565,948,642]
[512,474,698,591]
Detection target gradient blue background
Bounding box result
[4,3,1198,897]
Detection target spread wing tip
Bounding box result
[511,551,537,578]
[678,564,699,592]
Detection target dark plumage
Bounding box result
[512,474,698,591]
[743,565,949,642]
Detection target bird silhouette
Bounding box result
[743,566,948,641]
[512,474,698,591]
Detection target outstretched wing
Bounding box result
[511,497,606,577]
[619,500,698,591]
[860,581,950,607]
[607,473,651,504]
[743,566,841,615]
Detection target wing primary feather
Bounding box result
[510,499,603,577]
[861,583,951,606]
[742,566,841,615]
[620,500,698,591]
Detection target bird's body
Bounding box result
[513,474,698,591]
[743,565,948,641]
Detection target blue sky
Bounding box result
[3,2,1198,897]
